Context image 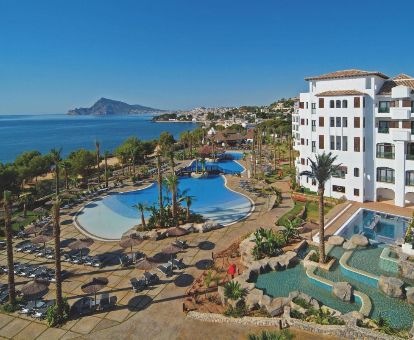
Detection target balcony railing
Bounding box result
[378,127,389,134]
[377,176,395,184]
[378,107,390,113]
[376,151,395,159]
[407,154,414,160]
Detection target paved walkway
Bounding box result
[0,164,324,339]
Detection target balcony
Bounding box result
[392,85,412,99]
[406,154,414,161]
[392,130,411,142]
[377,176,395,184]
[376,151,395,159]
[391,107,411,120]
[378,127,389,134]
[311,108,316,114]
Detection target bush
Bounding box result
[248,329,295,340]
[224,281,246,301]
[223,302,247,318]
[46,298,70,327]
[292,297,312,309]
[309,251,319,263]
[252,228,285,260]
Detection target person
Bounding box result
[227,263,236,279]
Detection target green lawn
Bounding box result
[11,210,43,232]
[277,200,333,226]
[277,201,305,226]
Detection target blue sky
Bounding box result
[1,0,413,114]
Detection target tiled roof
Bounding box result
[377,74,414,95]
[305,69,389,81]
[315,90,366,97]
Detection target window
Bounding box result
[412,121,414,135]
[406,171,414,186]
[354,137,360,152]
[312,141,316,153]
[342,100,348,108]
[354,168,360,177]
[311,120,316,132]
[342,136,348,151]
[336,100,341,108]
[343,117,348,127]
[301,119,305,125]
[301,138,304,145]
[311,103,316,114]
[299,102,304,109]
[377,167,395,183]
[336,136,341,150]
[330,100,335,108]
[330,117,335,127]
[306,139,309,146]
[301,158,305,165]
[330,136,335,150]
[379,101,390,113]
[354,188,360,196]
[336,117,341,127]
[333,185,345,193]
[333,166,347,179]
[363,118,365,128]
[354,117,360,128]
[311,179,316,186]
[412,101,414,114]
[376,143,395,159]
[403,99,411,108]
[378,120,390,133]
[319,98,324,108]
[306,102,309,109]
[407,143,414,160]
[319,117,324,127]
[354,97,361,108]
[365,78,371,89]
[319,135,324,149]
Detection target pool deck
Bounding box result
[0,159,337,339]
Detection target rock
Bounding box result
[239,235,256,267]
[343,311,364,325]
[399,259,414,280]
[343,241,357,250]
[327,235,345,246]
[268,257,280,271]
[266,297,289,316]
[333,282,353,302]
[278,251,297,268]
[259,294,272,307]
[245,289,264,310]
[349,234,369,247]
[378,276,405,298]
[200,220,222,233]
[309,298,320,310]
[181,223,194,232]
[406,287,414,304]
[217,285,226,306]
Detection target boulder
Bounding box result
[180,223,194,232]
[201,220,222,233]
[378,276,405,298]
[349,234,369,247]
[259,294,272,308]
[342,241,357,250]
[399,260,414,280]
[309,298,320,310]
[327,235,345,246]
[266,297,289,316]
[342,311,364,326]
[268,257,280,271]
[239,235,256,267]
[406,287,414,305]
[245,289,264,310]
[333,282,353,302]
[278,251,297,268]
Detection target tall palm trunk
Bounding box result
[186,201,191,222]
[64,168,69,190]
[189,134,192,158]
[157,155,164,225]
[4,191,16,305]
[55,164,59,196]
[318,186,326,263]
[171,185,177,223]
[104,153,109,188]
[53,199,63,320]
[273,144,277,170]
[140,209,146,228]
[96,142,101,184]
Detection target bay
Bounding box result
[0,114,196,163]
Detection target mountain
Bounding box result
[67,98,164,115]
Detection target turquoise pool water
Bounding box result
[337,209,409,244]
[77,171,252,239]
[255,264,360,314]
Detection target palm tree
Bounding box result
[19,193,31,218]
[178,194,195,222]
[52,198,64,322]
[104,151,110,188]
[156,153,164,225]
[133,203,146,228]
[164,174,178,224]
[50,148,62,196]
[300,152,340,263]
[169,151,175,174]
[3,191,16,305]
[61,161,70,191]
[95,140,101,183]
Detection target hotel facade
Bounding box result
[292,69,414,207]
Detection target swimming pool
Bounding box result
[76,166,253,240]
[336,208,410,245]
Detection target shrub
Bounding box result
[46,298,70,327]
[309,251,319,263]
[223,302,247,318]
[252,227,285,260]
[224,281,246,301]
[292,297,312,309]
[247,329,295,340]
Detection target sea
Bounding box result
[0,114,196,163]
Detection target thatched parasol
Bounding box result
[119,236,144,258]
[81,277,108,305]
[135,257,158,272]
[25,224,43,236]
[165,227,187,240]
[21,280,49,304]
[161,244,182,268]
[32,234,53,256]
[68,238,94,259]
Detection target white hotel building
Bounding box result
[292,69,414,207]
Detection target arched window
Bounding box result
[342,100,348,108]
[336,100,341,108]
[377,167,395,183]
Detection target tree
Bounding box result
[52,198,64,322]
[300,152,340,263]
[114,137,144,174]
[104,151,110,188]
[50,148,62,196]
[156,153,164,225]
[164,174,178,224]
[0,163,20,194]
[67,149,95,183]
[178,194,194,222]
[19,192,32,218]
[95,140,101,183]
[133,203,146,228]
[61,161,71,190]
[3,191,16,305]
[158,132,175,156]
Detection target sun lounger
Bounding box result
[168,258,186,270]
[173,240,188,249]
[130,278,147,292]
[157,263,173,276]
[143,272,160,285]
[100,296,117,310]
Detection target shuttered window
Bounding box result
[319,135,324,149]
[354,97,361,108]
[354,137,360,152]
[299,102,304,109]
[354,117,360,128]
[319,117,324,127]
[319,98,324,108]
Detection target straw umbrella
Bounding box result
[162,245,182,270]
[119,236,144,262]
[21,279,49,306]
[25,224,43,236]
[32,234,53,256]
[81,277,108,306]
[165,226,187,241]
[68,238,94,260]
[135,257,158,273]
